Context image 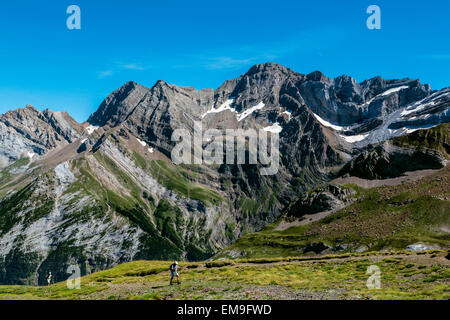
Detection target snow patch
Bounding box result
[202,99,236,119]
[356,85,409,108]
[380,85,409,97]
[263,122,283,133]
[339,134,369,143]
[312,113,352,131]
[148,147,154,153]
[282,110,292,121]
[238,102,265,122]
[86,125,99,135]
[400,100,436,117]
[202,100,266,122]
[361,96,376,106]
[137,138,147,147]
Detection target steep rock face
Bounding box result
[288,73,430,126]
[388,89,450,130]
[225,63,295,111]
[0,161,143,285]
[85,63,450,174]
[339,142,446,180]
[84,64,346,233]
[312,84,449,149]
[339,123,450,180]
[41,109,82,143]
[0,106,82,166]
[124,81,215,157]
[88,81,150,127]
[0,133,226,285]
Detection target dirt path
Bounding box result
[331,168,443,188]
[275,203,352,231]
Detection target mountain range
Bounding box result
[0,62,449,285]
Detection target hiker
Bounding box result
[169,261,181,285]
[46,271,52,286]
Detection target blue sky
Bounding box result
[0,0,449,122]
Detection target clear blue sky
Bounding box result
[0,0,449,122]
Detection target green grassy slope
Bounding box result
[149,160,223,206]
[0,251,448,300]
[71,155,216,261]
[220,165,450,259]
[393,123,450,158]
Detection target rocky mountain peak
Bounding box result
[25,104,38,111]
[306,70,328,82]
[88,81,150,127]
[217,63,298,112]
[0,104,82,164]
[82,63,447,157]
[2,105,41,126]
[246,62,293,76]
[153,79,169,88]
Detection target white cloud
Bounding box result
[97,61,149,80]
[203,54,278,70]
[120,63,147,71]
[98,70,113,78]
[205,57,258,70]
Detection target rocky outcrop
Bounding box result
[287,184,354,217]
[0,105,82,166]
[339,142,446,180]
